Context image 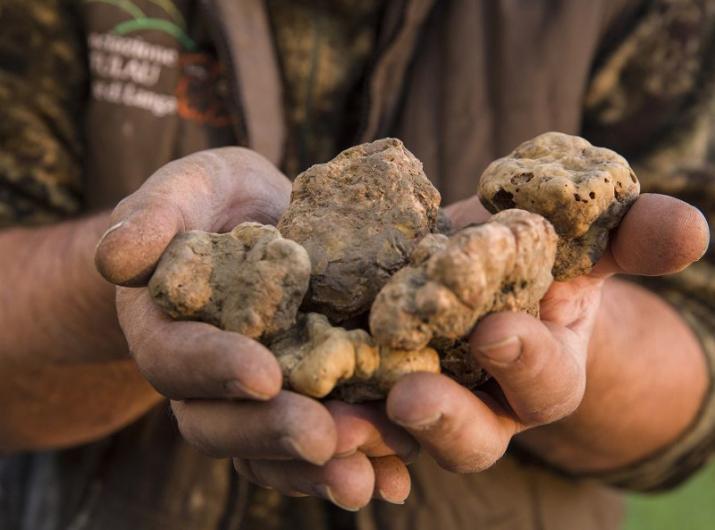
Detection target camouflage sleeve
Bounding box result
[581,0,715,492]
[0,0,86,227]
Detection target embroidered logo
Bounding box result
[86,0,197,50]
[177,54,233,127]
[86,0,193,118]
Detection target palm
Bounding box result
[538,275,604,356]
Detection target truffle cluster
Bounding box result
[149,134,639,402]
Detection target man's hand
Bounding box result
[95,148,416,510]
[382,193,709,474]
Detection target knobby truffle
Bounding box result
[277,138,441,321]
[269,312,439,402]
[149,223,310,339]
[479,132,640,279]
[369,210,558,351]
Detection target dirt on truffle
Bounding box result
[149,223,310,339]
[370,210,558,351]
[278,138,442,322]
[479,132,640,279]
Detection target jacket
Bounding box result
[1,1,714,529]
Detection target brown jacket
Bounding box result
[1,1,715,529]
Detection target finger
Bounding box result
[469,311,586,426]
[95,148,290,286]
[443,194,492,230]
[593,193,710,278]
[172,391,336,465]
[371,455,411,504]
[235,455,411,505]
[387,373,518,473]
[118,287,282,400]
[325,401,419,461]
[235,452,375,511]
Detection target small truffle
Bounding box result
[278,138,441,322]
[479,132,640,279]
[269,313,439,401]
[149,223,310,339]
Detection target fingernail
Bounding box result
[474,336,521,363]
[280,436,328,466]
[334,448,358,458]
[375,488,406,505]
[315,485,360,512]
[95,221,124,250]
[224,380,272,400]
[392,412,442,431]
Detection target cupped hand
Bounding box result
[383,193,708,473]
[95,148,415,510]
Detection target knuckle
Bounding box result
[234,459,266,487]
[520,389,584,425]
[173,405,216,456]
[521,406,561,426]
[518,350,586,425]
[173,405,196,444]
[167,152,211,180]
[238,461,296,495]
[434,434,509,474]
[436,449,499,474]
[129,346,162,389]
[127,329,177,395]
[172,405,195,444]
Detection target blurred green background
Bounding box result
[625,460,715,530]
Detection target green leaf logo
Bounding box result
[86,0,197,51]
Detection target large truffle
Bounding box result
[149,223,310,339]
[278,138,441,322]
[478,132,640,279]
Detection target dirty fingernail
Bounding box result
[392,412,442,431]
[375,488,406,505]
[96,221,125,249]
[475,336,521,363]
[315,484,361,512]
[334,447,358,458]
[224,379,273,400]
[280,436,328,466]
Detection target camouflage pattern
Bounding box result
[0,0,86,227]
[1,0,715,527]
[583,0,715,491]
[265,0,384,177]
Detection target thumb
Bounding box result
[95,147,291,286]
[95,200,186,287]
[592,193,710,278]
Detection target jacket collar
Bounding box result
[202,0,436,167]
[202,0,286,166]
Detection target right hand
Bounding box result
[95,148,416,509]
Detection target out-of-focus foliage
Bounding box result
[625,460,715,530]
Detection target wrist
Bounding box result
[516,279,708,473]
[1,211,128,364]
